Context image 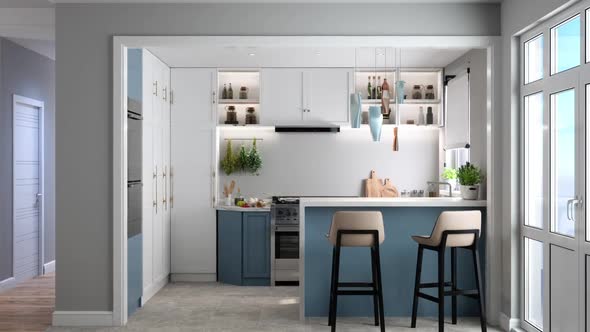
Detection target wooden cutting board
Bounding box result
[381,178,400,197]
[364,170,383,197]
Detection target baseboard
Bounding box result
[52,311,113,327]
[44,260,56,274]
[170,273,216,282]
[0,277,16,291]
[141,274,169,305]
[500,312,522,332]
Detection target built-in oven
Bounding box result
[271,197,300,286]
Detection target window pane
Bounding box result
[524,93,544,229]
[552,89,576,237]
[551,15,581,74]
[525,237,544,330]
[525,35,544,83]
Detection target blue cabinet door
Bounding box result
[128,233,142,316]
[242,212,270,281]
[217,211,243,285]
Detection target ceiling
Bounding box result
[148,45,470,68]
[0,0,500,5]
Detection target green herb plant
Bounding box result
[456,162,483,186]
[220,140,237,175]
[441,167,458,180]
[247,138,262,175]
[237,145,249,172]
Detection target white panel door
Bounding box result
[13,95,44,282]
[260,68,304,125]
[304,68,351,123]
[170,68,216,275]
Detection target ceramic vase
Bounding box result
[368,106,383,142]
[395,80,406,104]
[350,93,362,128]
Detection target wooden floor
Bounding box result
[0,273,54,332]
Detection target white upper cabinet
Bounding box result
[303,68,351,123]
[261,68,351,125]
[260,68,304,125]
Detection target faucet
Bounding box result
[427,181,453,197]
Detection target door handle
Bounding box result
[570,197,583,222]
[170,166,174,208]
[35,193,43,207]
[567,199,574,221]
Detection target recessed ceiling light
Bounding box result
[248,53,256,56]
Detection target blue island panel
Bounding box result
[304,206,486,317]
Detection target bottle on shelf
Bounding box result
[381,78,390,116]
[418,106,425,125]
[222,84,228,99]
[228,83,234,99]
[426,106,434,125]
[367,76,372,99]
[377,76,382,99]
[372,76,377,99]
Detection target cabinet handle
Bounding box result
[163,87,167,101]
[153,166,158,214]
[162,166,168,210]
[153,81,158,96]
[212,91,216,104]
[170,166,174,208]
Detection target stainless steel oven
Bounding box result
[271,197,300,286]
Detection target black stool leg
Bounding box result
[328,247,337,327]
[411,245,424,328]
[472,247,487,332]
[438,247,445,332]
[374,242,385,332]
[371,247,379,326]
[451,247,457,325]
[330,241,342,332]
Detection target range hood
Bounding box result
[274,123,340,133]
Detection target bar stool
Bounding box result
[410,210,486,332]
[327,211,385,332]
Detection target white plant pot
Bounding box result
[460,185,479,200]
[225,195,233,206]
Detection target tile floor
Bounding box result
[47,282,502,332]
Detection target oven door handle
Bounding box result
[274,225,299,232]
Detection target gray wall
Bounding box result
[444,49,488,191]
[500,0,578,323]
[55,3,500,312]
[0,38,55,281]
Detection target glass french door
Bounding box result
[521,6,589,331]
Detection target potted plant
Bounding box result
[457,162,483,200]
[441,167,458,191]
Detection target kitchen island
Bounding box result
[299,197,487,320]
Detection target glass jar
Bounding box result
[425,85,435,99]
[239,86,249,99]
[245,107,257,125]
[411,85,423,99]
[224,105,238,124]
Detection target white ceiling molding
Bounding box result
[51,0,500,3]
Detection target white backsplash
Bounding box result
[218,126,440,199]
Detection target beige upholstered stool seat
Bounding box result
[328,211,385,247]
[411,210,481,247]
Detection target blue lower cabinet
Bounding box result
[242,212,270,285]
[217,210,270,286]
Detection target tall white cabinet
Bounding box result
[170,68,217,281]
[141,50,171,303]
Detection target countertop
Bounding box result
[300,196,486,208]
[216,205,271,212]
